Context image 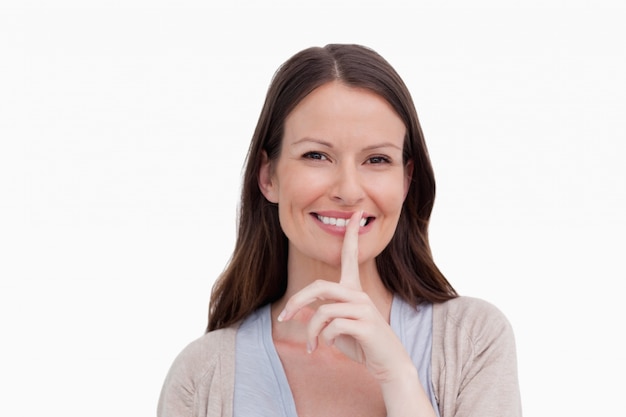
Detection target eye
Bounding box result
[366,155,391,164]
[302,151,328,161]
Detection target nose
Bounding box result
[331,162,365,206]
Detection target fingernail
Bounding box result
[277,309,286,322]
[306,342,312,354]
[357,210,364,226]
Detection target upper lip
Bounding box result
[312,211,375,220]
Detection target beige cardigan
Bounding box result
[157,296,522,417]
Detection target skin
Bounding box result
[259,82,436,417]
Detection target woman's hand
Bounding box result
[277,211,437,416]
[276,211,408,382]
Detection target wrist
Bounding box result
[378,361,419,390]
[379,364,437,417]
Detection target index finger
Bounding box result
[340,210,362,290]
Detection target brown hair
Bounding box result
[207,44,456,332]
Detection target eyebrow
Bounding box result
[291,137,402,151]
[292,137,333,147]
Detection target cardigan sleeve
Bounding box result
[157,327,237,417]
[432,297,522,417]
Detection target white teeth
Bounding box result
[316,214,368,228]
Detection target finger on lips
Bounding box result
[278,210,364,322]
[340,210,362,289]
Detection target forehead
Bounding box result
[283,81,406,147]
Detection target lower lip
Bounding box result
[311,214,373,236]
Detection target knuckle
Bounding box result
[355,291,370,303]
[315,304,331,319]
[312,279,327,290]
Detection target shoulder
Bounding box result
[432,296,518,368]
[434,295,506,318]
[157,326,239,417]
[433,296,513,341]
[431,297,522,417]
[172,326,238,374]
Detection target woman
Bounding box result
[158,44,522,417]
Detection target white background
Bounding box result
[1,1,624,416]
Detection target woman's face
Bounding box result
[259,81,412,268]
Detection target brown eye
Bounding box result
[367,156,391,164]
[303,152,328,161]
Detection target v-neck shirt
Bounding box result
[233,296,440,416]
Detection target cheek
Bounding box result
[367,175,408,212]
[277,168,328,205]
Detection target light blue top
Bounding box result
[233,296,440,416]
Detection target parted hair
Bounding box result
[207,44,457,332]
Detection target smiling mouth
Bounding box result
[314,214,374,227]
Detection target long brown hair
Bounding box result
[207,44,456,331]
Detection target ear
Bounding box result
[258,151,279,203]
[403,159,414,199]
